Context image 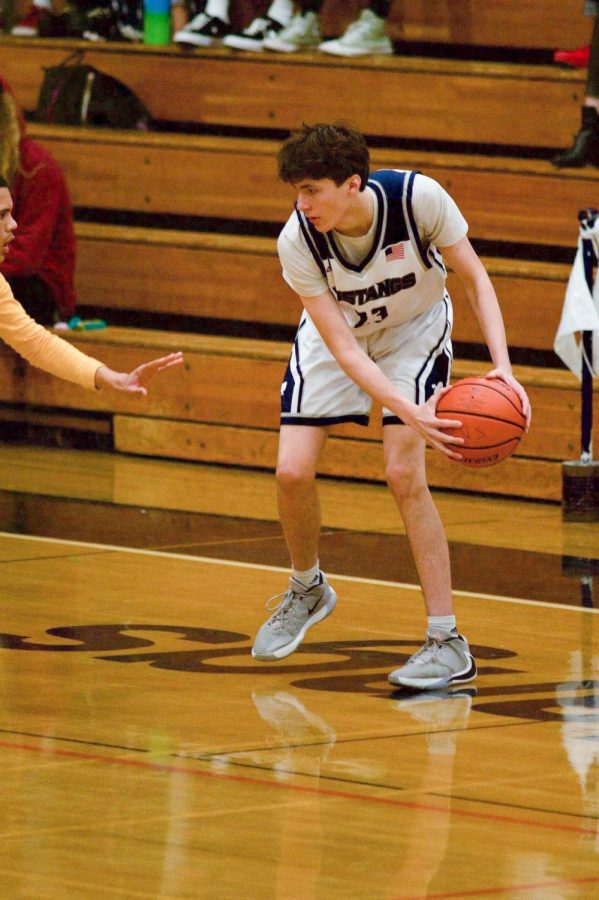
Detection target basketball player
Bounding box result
[252,123,531,690]
[0,179,183,393]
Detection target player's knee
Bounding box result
[276,460,316,492]
[385,460,426,499]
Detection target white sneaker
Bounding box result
[388,633,477,691]
[118,22,143,42]
[319,9,393,58]
[263,11,321,53]
[252,574,336,660]
[174,11,208,45]
[223,15,288,52]
[174,13,230,48]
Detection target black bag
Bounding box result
[35,50,151,130]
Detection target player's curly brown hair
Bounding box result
[277,122,369,191]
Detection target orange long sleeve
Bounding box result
[0,274,102,390]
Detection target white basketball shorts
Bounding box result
[280,295,453,426]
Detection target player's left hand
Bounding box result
[484,368,531,430]
[95,352,184,395]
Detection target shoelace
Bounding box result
[264,589,309,630]
[410,637,448,667]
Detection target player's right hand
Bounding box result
[405,391,465,460]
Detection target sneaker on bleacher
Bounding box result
[118,22,143,42]
[10,2,48,35]
[319,9,392,58]
[223,15,289,52]
[174,13,230,48]
[82,6,120,41]
[263,11,320,53]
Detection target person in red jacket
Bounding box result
[0,74,77,324]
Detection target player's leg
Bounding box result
[252,424,337,661]
[371,300,476,689]
[383,424,476,690]
[253,313,371,661]
[276,423,327,571]
[383,424,452,616]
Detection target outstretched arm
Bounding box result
[0,276,184,393]
[94,352,184,395]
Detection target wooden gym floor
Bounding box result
[0,445,597,898]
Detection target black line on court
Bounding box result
[170,724,599,823]
[430,791,599,823]
[191,757,410,794]
[173,718,539,777]
[0,727,148,754]
[0,550,124,565]
[2,718,594,826]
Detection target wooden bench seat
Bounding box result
[5,0,590,52]
[74,222,571,353]
[32,126,597,248]
[2,36,586,149]
[0,326,594,501]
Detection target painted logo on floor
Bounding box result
[0,623,596,722]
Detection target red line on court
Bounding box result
[0,738,591,836]
[400,875,599,898]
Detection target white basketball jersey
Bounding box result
[295,169,448,336]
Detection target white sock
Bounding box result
[34,0,51,8]
[293,562,321,590]
[266,0,293,24]
[427,615,457,640]
[205,0,229,22]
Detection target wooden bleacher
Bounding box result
[0,326,584,501]
[1,37,587,149]
[73,223,570,353]
[326,0,590,49]
[0,2,597,502]
[26,126,596,249]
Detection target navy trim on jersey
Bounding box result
[281,414,370,427]
[405,172,432,271]
[429,244,447,275]
[295,206,329,279]
[369,170,411,247]
[326,179,387,272]
[297,171,417,276]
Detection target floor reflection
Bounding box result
[0,489,595,607]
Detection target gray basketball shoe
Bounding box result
[252,574,337,660]
[388,633,477,691]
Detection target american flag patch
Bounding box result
[385,243,405,261]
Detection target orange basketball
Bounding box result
[436,377,526,468]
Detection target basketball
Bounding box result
[436,377,526,468]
